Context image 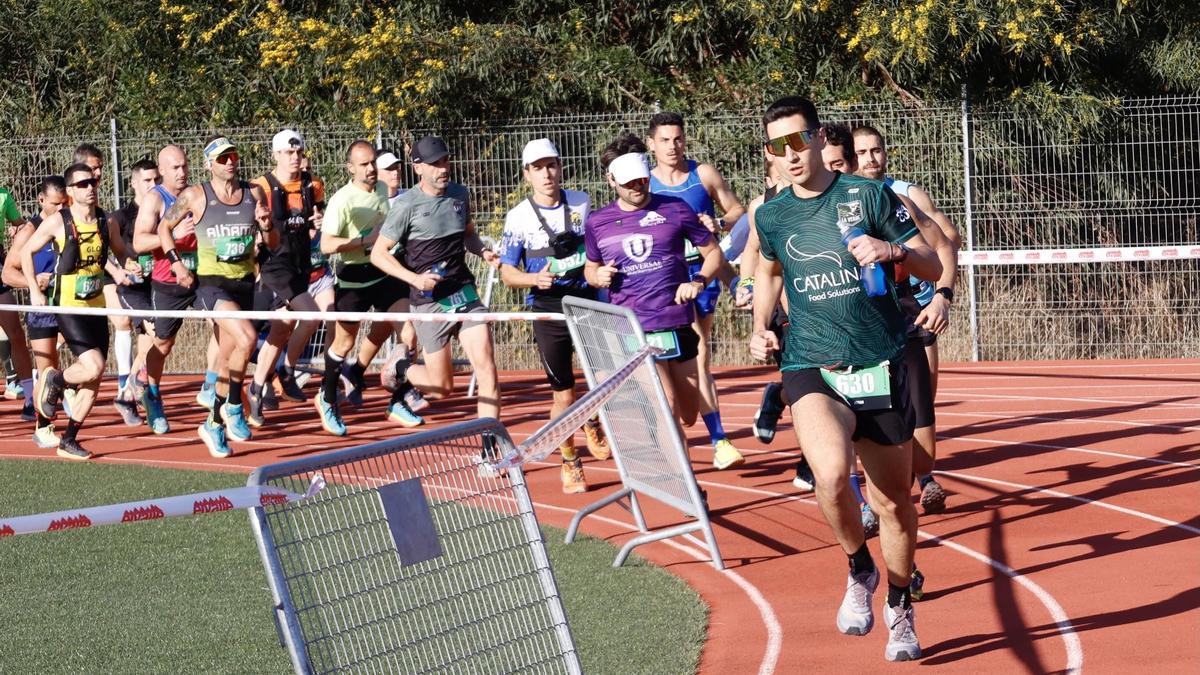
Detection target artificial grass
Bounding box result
[0,460,707,674]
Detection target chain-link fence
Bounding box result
[1,96,1197,368]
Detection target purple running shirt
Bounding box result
[585,194,712,332]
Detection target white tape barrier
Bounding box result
[0,303,563,324]
[0,474,325,538]
[959,245,1198,266]
[493,345,660,470]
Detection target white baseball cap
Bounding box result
[272,129,305,152]
[608,152,650,184]
[522,138,559,166]
[375,151,401,169]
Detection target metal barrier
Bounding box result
[247,418,581,674]
[560,296,724,571]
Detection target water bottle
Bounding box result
[838,220,887,298]
[423,262,446,299]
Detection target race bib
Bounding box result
[645,329,681,360]
[310,246,326,269]
[820,361,892,411]
[683,240,701,261]
[546,244,586,274]
[181,251,199,271]
[215,235,253,263]
[436,284,479,312]
[74,274,103,300]
[137,254,155,278]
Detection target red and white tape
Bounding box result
[960,245,1199,266]
[493,344,659,470]
[0,474,325,538]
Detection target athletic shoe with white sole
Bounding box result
[199,420,232,459]
[836,568,879,636]
[314,396,346,436]
[387,400,424,428]
[561,458,587,494]
[753,381,785,444]
[56,437,92,461]
[884,603,922,661]
[220,403,253,442]
[33,367,63,420]
[275,365,307,402]
[476,433,502,478]
[113,396,143,427]
[792,456,815,491]
[583,419,611,461]
[403,386,430,413]
[713,439,745,470]
[196,383,216,411]
[142,389,169,435]
[33,424,58,449]
[380,347,408,392]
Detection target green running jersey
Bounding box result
[755,173,917,370]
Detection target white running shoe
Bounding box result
[836,568,879,636]
[884,603,922,661]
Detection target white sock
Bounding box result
[115,329,133,381]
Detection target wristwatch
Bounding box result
[691,273,709,285]
[893,243,911,263]
[935,286,954,303]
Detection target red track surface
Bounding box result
[2,360,1198,672]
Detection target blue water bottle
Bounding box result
[423,262,446,299]
[838,220,887,297]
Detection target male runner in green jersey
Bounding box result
[750,96,943,662]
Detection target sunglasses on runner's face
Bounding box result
[215,152,239,165]
[69,178,99,189]
[619,177,649,189]
[764,129,820,156]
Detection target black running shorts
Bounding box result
[781,360,915,447]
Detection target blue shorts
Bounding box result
[687,260,721,317]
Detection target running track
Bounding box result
[1,359,1197,672]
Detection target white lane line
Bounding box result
[940,362,1199,372]
[919,531,1083,674]
[937,470,1200,536]
[936,410,1200,432]
[941,383,1200,392]
[943,391,1200,409]
[938,436,1200,470]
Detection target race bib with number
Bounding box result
[181,251,199,271]
[436,284,480,312]
[546,244,586,274]
[819,361,892,411]
[215,235,253,263]
[137,254,155,278]
[74,274,103,300]
[683,240,701,261]
[645,329,681,360]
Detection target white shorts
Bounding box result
[307,270,336,299]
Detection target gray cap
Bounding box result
[411,136,449,164]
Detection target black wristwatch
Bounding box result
[935,286,954,303]
[691,273,709,285]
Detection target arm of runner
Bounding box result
[3,222,33,289]
[698,163,746,231]
[464,219,499,268]
[250,183,279,250]
[584,259,618,288]
[735,195,767,308]
[499,263,555,290]
[750,256,783,362]
[21,215,61,306]
[896,193,957,334]
[159,186,197,289]
[104,214,139,285]
[369,233,441,290]
[908,185,962,250]
[133,190,164,254]
[676,238,724,304]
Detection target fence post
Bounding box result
[109,118,122,207]
[375,121,383,149]
[960,87,980,362]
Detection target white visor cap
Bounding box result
[608,152,650,184]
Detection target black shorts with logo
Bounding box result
[58,312,110,358]
[781,359,915,447]
[334,276,407,322]
[648,325,700,363]
[151,281,196,339]
[195,275,255,312]
[116,282,154,334]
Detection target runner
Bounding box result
[26,163,139,460]
[376,149,406,205]
[853,124,961,515]
[157,136,275,458]
[498,138,610,493]
[107,158,161,426]
[2,177,58,430]
[133,144,200,434]
[647,112,745,465]
[245,129,326,426]
[371,135,502,444]
[584,133,743,470]
[750,96,943,661]
[316,140,418,435]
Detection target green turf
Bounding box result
[0,460,707,674]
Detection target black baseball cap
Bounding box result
[411,136,449,164]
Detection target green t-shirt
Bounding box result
[0,187,22,238]
[321,181,388,283]
[756,173,917,370]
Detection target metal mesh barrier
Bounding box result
[248,419,580,675]
[560,296,723,570]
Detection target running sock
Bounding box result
[115,329,132,387]
[20,378,33,405]
[848,542,875,577]
[917,473,935,490]
[203,370,218,389]
[36,411,50,429]
[349,360,367,383]
[323,351,344,404]
[148,383,160,398]
[210,394,227,427]
[850,472,867,506]
[701,411,728,444]
[227,379,243,406]
[887,582,912,609]
[64,418,82,442]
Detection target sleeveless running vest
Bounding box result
[150,184,199,284]
[650,159,715,261]
[193,181,257,279]
[885,176,934,306]
[262,171,316,275]
[53,208,107,308]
